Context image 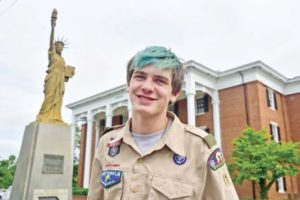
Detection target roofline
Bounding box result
[67,60,299,109]
[184,60,218,77]
[219,60,288,82]
[66,84,127,109]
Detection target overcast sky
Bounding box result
[1,0,300,159]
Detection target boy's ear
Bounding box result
[170,92,179,104]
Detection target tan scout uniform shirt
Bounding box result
[88,112,239,200]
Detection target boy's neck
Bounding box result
[131,112,169,135]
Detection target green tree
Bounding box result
[0,155,16,189]
[229,127,300,200]
[72,126,81,187]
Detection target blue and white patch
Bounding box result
[208,148,225,170]
[173,154,187,165]
[100,170,122,188]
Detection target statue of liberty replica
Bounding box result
[37,8,75,124]
[10,9,74,200]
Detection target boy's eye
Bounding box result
[133,75,145,80]
[155,79,167,85]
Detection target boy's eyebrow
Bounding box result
[134,70,170,82]
[154,75,170,82]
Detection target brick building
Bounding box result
[67,60,300,199]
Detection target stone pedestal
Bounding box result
[10,122,73,200]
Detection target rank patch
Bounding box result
[100,170,122,188]
[108,145,120,157]
[208,148,225,170]
[107,138,121,157]
[173,154,187,165]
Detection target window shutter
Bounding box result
[204,94,209,112]
[120,115,123,124]
[269,124,274,140]
[274,92,278,110]
[277,126,281,142]
[174,102,179,116]
[266,88,270,107]
[275,179,279,191]
[205,128,210,133]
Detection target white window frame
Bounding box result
[267,88,276,110]
[270,121,280,142]
[122,115,128,124]
[195,97,205,115]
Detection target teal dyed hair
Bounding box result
[127,46,184,94]
[131,46,181,69]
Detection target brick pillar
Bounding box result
[90,122,96,175]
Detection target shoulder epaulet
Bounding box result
[185,125,217,149]
[102,124,125,135]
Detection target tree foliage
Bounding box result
[229,127,300,199]
[73,126,81,187]
[0,155,16,189]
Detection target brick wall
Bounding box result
[286,93,300,194]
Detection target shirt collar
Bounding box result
[107,112,186,156]
[162,112,186,156]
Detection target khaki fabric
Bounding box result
[88,112,239,200]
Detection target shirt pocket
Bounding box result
[150,177,193,199]
[101,170,123,199]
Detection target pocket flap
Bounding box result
[151,177,193,199]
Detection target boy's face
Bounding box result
[127,65,178,117]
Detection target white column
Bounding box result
[212,90,222,147]
[83,110,93,188]
[105,104,113,127]
[187,93,196,126]
[95,120,100,149]
[186,69,196,126]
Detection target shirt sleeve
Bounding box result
[87,139,104,200]
[202,148,240,200]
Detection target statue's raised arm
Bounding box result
[49,9,57,52]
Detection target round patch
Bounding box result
[173,154,187,165]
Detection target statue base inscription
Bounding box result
[10,122,72,200]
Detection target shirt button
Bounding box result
[131,186,139,193]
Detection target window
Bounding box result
[122,115,128,124]
[266,88,277,110]
[196,94,209,114]
[270,122,286,193]
[269,122,281,142]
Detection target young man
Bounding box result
[88,46,239,199]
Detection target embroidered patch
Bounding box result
[173,154,187,165]
[107,138,121,157]
[107,140,122,147]
[108,145,120,157]
[105,163,121,168]
[100,170,122,188]
[208,148,225,170]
